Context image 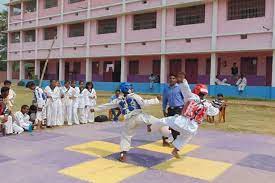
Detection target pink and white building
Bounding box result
[5,0,275,97]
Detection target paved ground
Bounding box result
[1,122,275,183]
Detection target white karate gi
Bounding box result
[7,88,16,107]
[44,86,61,126]
[236,77,247,91]
[60,86,71,124]
[153,80,219,150]
[14,111,32,131]
[69,87,80,125]
[84,88,97,123]
[94,93,162,152]
[56,87,64,126]
[78,88,88,124]
[33,87,47,124]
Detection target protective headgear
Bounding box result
[120,82,133,94]
[193,84,208,95]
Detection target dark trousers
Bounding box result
[167,106,183,140]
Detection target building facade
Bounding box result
[6,0,275,99]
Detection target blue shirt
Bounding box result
[109,95,119,103]
[162,83,184,110]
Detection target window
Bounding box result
[92,62,100,74]
[98,18,117,34]
[227,0,265,20]
[45,0,58,9]
[129,60,139,75]
[24,0,37,13]
[10,32,20,43]
[240,57,257,75]
[69,0,85,4]
[11,4,21,16]
[68,23,84,37]
[44,27,57,40]
[175,4,205,26]
[133,12,157,30]
[24,30,36,42]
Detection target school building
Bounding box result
[5,0,275,99]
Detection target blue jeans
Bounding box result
[111,108,121,121]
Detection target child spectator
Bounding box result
[14,105,33,132]
[4,80,16,108]
[84,82,97,123]
[236,74,247,94]
[212,93,226,110]
[78,81,87,124]
[109,90,121,122]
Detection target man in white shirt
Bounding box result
[4,80,16,108]
[14,105,33,131]
[236,74,247,94]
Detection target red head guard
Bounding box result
[193,84,208,95]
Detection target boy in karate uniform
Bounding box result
[27,81,47,129]
[69,80,80,125]
[60,81,72,125]
[14,105,33,132]
[78,81,88,124]
[83,82,97,123]
[91,82,165,162]
[150,81,219,158]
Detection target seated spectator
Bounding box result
[215,75,230,86]
[3,80,16,108]
[109,90,121,122]
[149,73,156,89]
[28,105,37,124]
[236,74,247,94]
[14,105,33,132]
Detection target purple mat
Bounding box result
[0,154,13,164]
[238,154,275,172]
[106,148,172,168]
[26,150,95,170]
[8,132,63,142]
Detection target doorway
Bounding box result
[185,58,198,84]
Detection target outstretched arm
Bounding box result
[133,94,160,107]
[93,99,120,112]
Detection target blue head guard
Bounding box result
[120,82,133,94]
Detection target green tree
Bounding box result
[0,10,8,71]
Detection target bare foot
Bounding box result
[172,148,181,159]
[147,125,152,132]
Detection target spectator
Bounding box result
[236,74,247,94]
[3,80,16,108]
[149,73,156,90]
[212,93,226,110]
[215,74,230,86]
[14,105,33,132]
[162,73,184,117]
[231,63,239,79]
[109,90,121,122]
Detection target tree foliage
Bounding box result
[0,10,8,71]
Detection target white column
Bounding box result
[59,59,65,81]
[272,51,275,87]
[210,53,217,85]
[211,0,218,51]
[120,56,127,82]
[19,60,25,80]
[161,0,166,54]
[86,58,92,81]
[34,60,40,79]
[7,61,13,80]
[160,55,167,84]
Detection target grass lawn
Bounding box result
[10,85,275,136]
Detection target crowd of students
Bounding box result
[0,80,97,135]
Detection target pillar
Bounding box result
[19,60,25,80]
[7,61,13,80]
[210,53,217,85]
[272,51,275,87]
[34,60,40,79]
[59,59,65,81]
[160,55,167,84]
[120,56,127,82]
[86,58,92,81]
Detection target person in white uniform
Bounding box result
[27,81,47,129]
[44,80,60,127]
[56,81,64,126]
[236,73,247,94]
[14,105,33,131]
[150,80,219,158]
[78,81,88,124]
[0,87,23,135]
[4,80,16,108]
[91,82,165,162]
[84,82,97,123]
[69,80,80,125]
[60,81,72,125]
